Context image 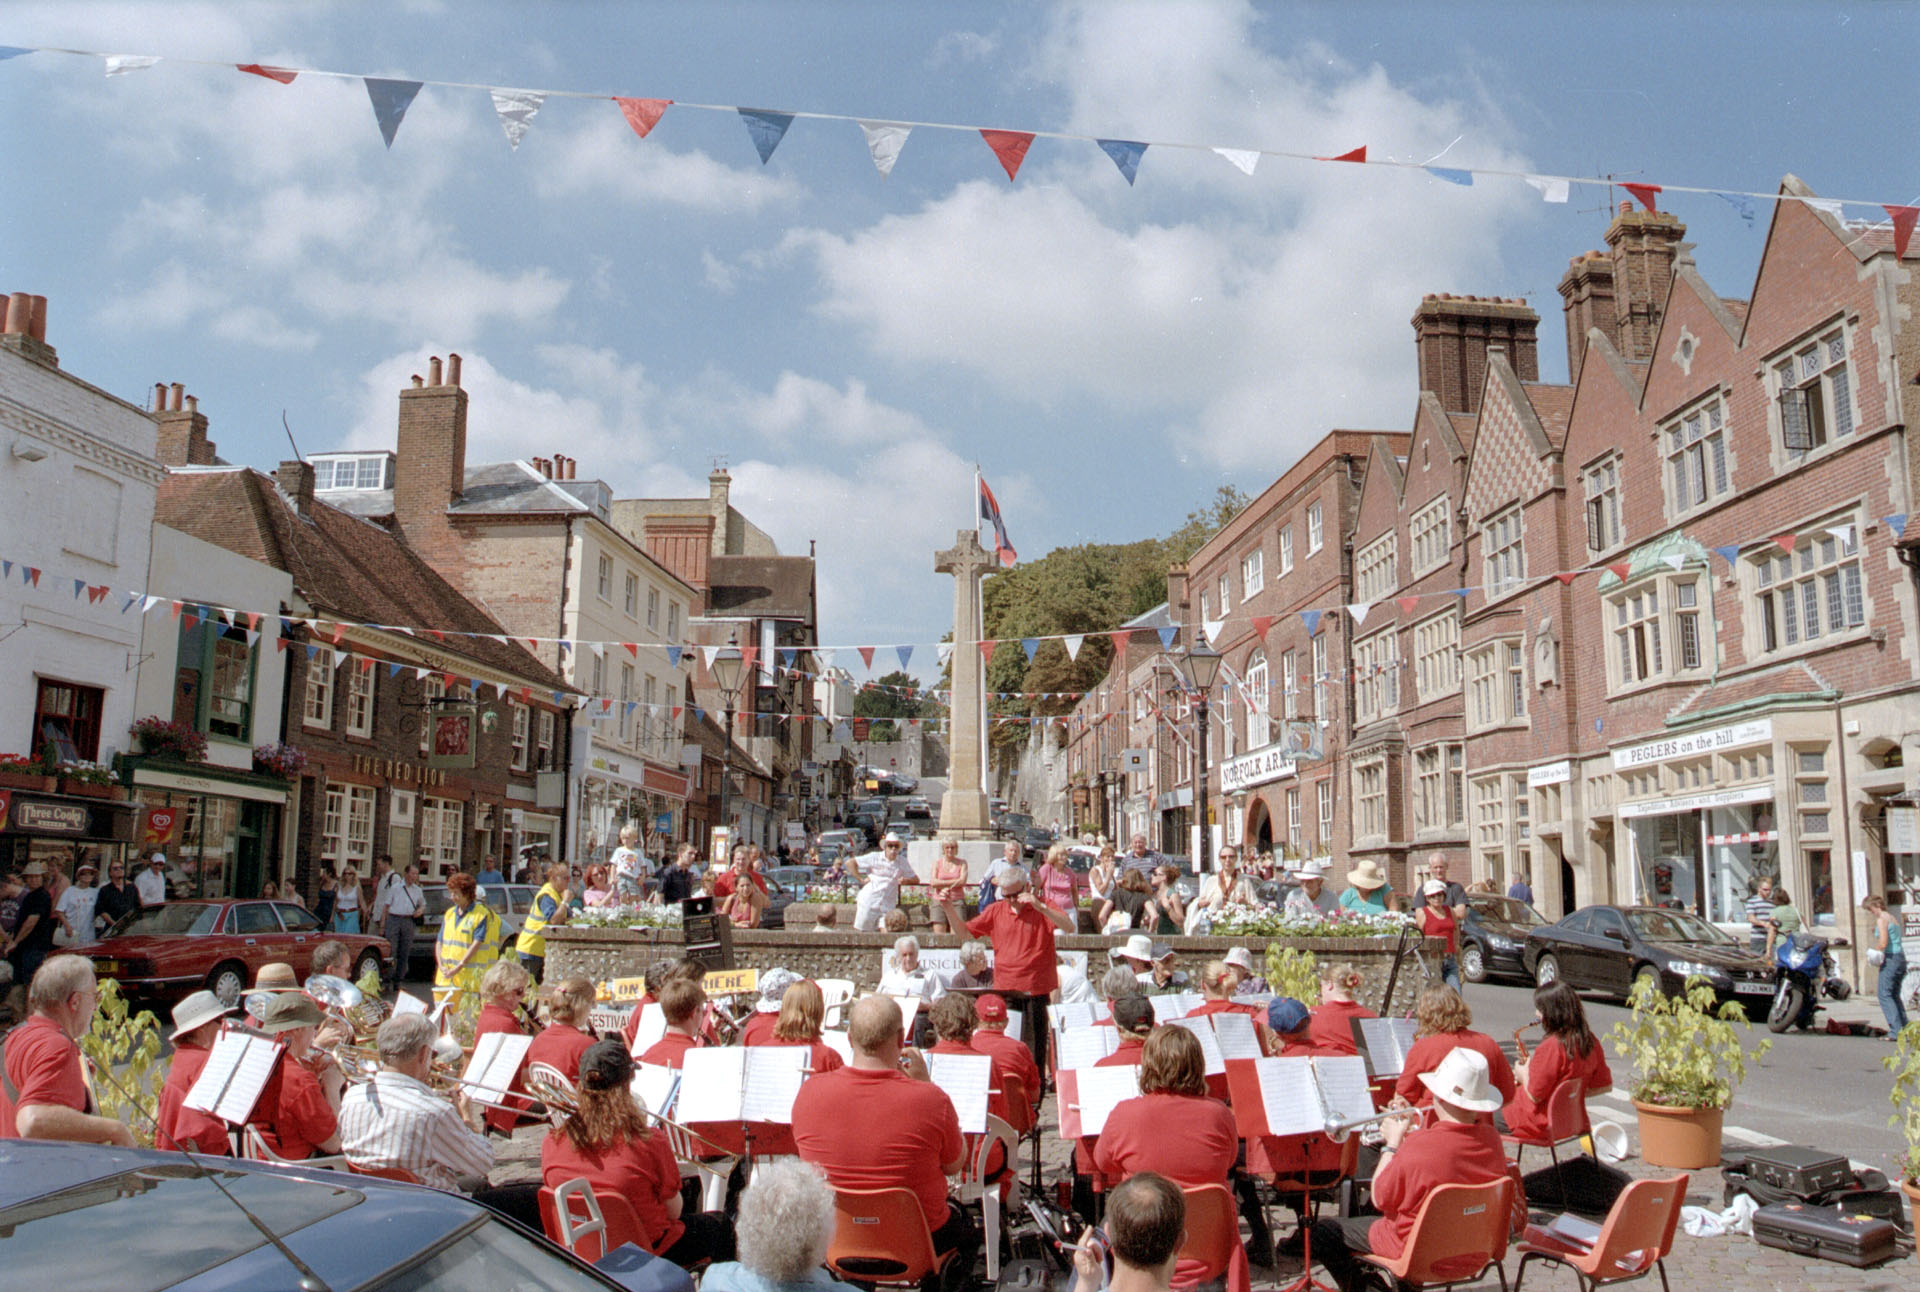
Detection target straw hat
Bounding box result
[1345,859,1389,891]
[253,962,300,992]
[1109,933,1156,964]
[1417,1047,1504,1113]
[170,989,232,1041]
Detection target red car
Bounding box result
[70,899,390,1007]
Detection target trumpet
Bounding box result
[1325,1104,1429,1143]
[1513,1022,1540,1064]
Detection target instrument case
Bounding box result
[1752,1201,1899,1268]
[1742,1145,1853,1197]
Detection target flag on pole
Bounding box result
[977,472,1017,568]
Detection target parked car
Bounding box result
[885,821,921,841]
[757,866,818,930]
[902,796,933,819]
[0,1138,669,1290]
[1022,823,1056,859]
[1521,904,1777,1008]
[817,829,864,857]
[891,774,920,794]
[1459,893,1548,983]
[73,900,389,1007]
[407,882,538,977]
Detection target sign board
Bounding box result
[852,718,871,741]
[703,967,760,997]
[1619,782,1773,819]
[427,702,478,770]
[1283,722,1323,762]
[601,976,649,1003]
[1220,742,1296,793]
[1528,760,1571,789]
[1122,748,1149,773]
[1613,719,1772,771]
[680,895,735,971]
[1888,807,1920,855]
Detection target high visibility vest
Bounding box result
[436,902,501,989]
[515,882,567,958]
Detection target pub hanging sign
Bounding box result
[427,701,478,771]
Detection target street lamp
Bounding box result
[710,635,747,858]
[1179,641,1223,873]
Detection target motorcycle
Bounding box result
[1767,931,1851,1033]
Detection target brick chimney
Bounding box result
[1166,562,1190,627]
[708,467,732,558]
[1410,295,1540,414]
[151,382,217,467]
[0,292,56,367]
[276,459,315,519]
[393,352,468,530]
[1557,250,1616,383]
[1560,202,1686,380]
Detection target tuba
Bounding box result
[524,1066,580,1118]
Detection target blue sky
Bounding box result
[2,2,1913,676]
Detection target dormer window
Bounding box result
[312,454,394,491]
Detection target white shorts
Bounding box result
[853,891,893,932]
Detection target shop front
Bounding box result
[578,754,688,864]
[1620,784,1780,924]
[128,763,290,900]
[0,787,139,880]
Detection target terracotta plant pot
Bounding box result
[60,779,122,800]
[1904,1181,1920,1258]
[1632,1099,1725,1169]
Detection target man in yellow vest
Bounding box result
[514,862,573,984]
[434,872,502,1007]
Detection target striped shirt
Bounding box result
[338,1069,494,1192]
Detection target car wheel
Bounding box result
[1460,942,1488,984]
[207,961,248,1007]
[1632,964,1665,1001]
[1534,954,1560,987]
[353,950,383,986]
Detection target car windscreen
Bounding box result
[422,887,457,918]
[1628,909,1734,944]
[1473,897,1545,925]
[0,1162,362,1291]
[108,904,221,938]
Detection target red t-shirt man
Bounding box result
[157,1039,233,1155]
[639,1029,700,1070]
[541,1127,684,1253]
[1502,1033,1610,1139]
[0,1014,91,1138]
[1394,1029,1517,1109]
[971,1026,1041,1116]
[792,1064,963,1232]
[965,898,1064,996]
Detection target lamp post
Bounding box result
[1180,641,1223,874]
[710,635,746,859]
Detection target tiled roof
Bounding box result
[156,467,569,689]
[313,460,591,520]
[1666,662,1834,722]
[1522,384,1575,447]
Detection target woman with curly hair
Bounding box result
[1391,984,1514,1109]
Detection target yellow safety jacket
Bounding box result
[436,901,502,991]
[514,882,567,958]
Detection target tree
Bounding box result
[852,669,930,742]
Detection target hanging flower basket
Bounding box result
[252,742,309,779]
[130,716,207,763]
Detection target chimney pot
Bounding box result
[411,374,424,389]
[447,353,461,386]
[170,382,185,411]
[28,296,46,343]
[1619,200,1632,216]
[153,382,167,412]
[428,356,443,386]
[185,395,197,414]
[5,293,30,335]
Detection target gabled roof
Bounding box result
[1521,384,1575,448]
[156,467,569,689]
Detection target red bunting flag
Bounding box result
[1318,145,1366,163]
[739,645,759,674]
[1886,205,1918,260]
[275,636,293,652]
[857,646,876,668]
[980,129,1035,181]
[330,623,346,645]
[1250,615,1274,639]
[1554,571,1579,586]
[978,639,997,664]
[169,599,185,619]
[622,642,638,658]
[1394,596,1420,616]
[236,64,297,84]
[1772,533,1797,554]
[1623,183,1662,213]
[614,97,672,139]
[1606,562,1631,581]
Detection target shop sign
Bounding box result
[1888,807,1920,855]
[1220,742,1296,793]
[427,703,477,771]
[12,799,92,835]
[1528,760,1571,789]
[1619,782,1773,819]
[1612,719,1772,771]
[143,807,181,846]
[350,753,449,788]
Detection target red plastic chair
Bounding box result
[825,1186,957,1287]
[1176,1182,1243,1285]
[1513,1174,1690,1292]
[1358,1177,1516,1292]
[538,1179,650,1263]
[1502,1078,1586,1170]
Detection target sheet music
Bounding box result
[1310,1055,1376,1126]
[1168,1016,1226,1075]
[819,1030,854,1064]
[1210,1012,1262,1061]
[1252,1057,1326,1137]
[391,992,428,1017]
[1005,1012,1023,1044]
[883,994,921,1040]
[629,1003,667,1052]
[1147,992,1205,1022]
[743,1047,810,1124]
[631,1063,682,1120]
[1353,1018,1419,1078]
[674,1048,747,1124]
[1048,1001,1096,1031]
[183,1032,280,1124]
[1054,1026,1119,1070]
[1074,1065,1140,1136]
[463,1032,533,1101]
[926,1052,993,1134]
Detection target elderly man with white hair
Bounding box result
[0,954,135,1145]
[948,940,993,991]
[703,1158,849,1292]
[877,935,947,1004]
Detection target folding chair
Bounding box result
[1358,1177,1516,1292]
[239,1125,348,1171]
[525,1061,578,1129]
[1176,1182,1244,1286]
[1514,1174,1689,1292]
[826,1186,958,1288]
[540,1177,610,1262]
[817,979,857,1030]
[953,1114,1022,1280]
[660,1118,740,1214]
[1502,1078,1587,1171]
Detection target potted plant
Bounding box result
[252,742,309,779]
[0,750,56,792]
[1610,974,1773,1168]
[57,760,122,799]
[1883,1021,1920,1214]
[129,716,207,763]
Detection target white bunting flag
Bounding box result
[858,120,912,178]
[936,642,954,666]
[104,54,159,76]
[701,645,720,669]
[1062,634,1084,662]
[588,641,605,659]
[1525,175,1570,203]
[1663,554,1688,572]
[490,89,545,150]
[141,594,164,613]
[1213,148,1260,176]
[1346,601,1372,626]
[1804,197,1845,220]
[1825,524,1855,550]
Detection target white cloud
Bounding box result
[701,371,947,448]
[533,111,803,213]
[930,30,998,67]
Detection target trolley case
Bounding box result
[1743,1146,1853,1197]
[1752,1202,1899,1268]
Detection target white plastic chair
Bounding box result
[951,1114,1022,1280]
[547,1176,609,1258]
[661,1118,740,1214]
[817,978,857,1030]
[240,1124,348,1172]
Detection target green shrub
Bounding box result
[80,980,164,1147]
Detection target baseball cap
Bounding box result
[1266,996,1311,1034]
[975,993,1008,1022]
[580,1038,634,1092]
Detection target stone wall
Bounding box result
[545,924,1446,1015]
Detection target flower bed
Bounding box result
[570,902,685,931]
[1206,903,1413,939]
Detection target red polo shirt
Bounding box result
[247,1051,336,1161]
[640,1030,701,1071]
[1369,1119,1510,1260]
[1187,998,1262,1019]
[542,1128,684,1253]
[972,1027,1042,1113]
[1502,1033,1610,1139]
[966,898,1062,995]
[793,1065,963,1230]
[1394,1029,1517,1109]
[1306,999,1376,1056]
[527,1024,596,1085]
[1094,1091,1238,1186]
[0,1015,89,1138]
[157,1040,232,1155]
[476,1001,532,1135]
[739,1013,779,1048]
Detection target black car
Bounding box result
[1522,904,1777,1008]
[1459,894,1548,984]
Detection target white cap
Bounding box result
[1224,947,1256,973]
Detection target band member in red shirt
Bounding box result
[926,994,1018,1180]
[1305,962,1377,1056]
[1392,985,1515,1110]
[1266,997,1338,1057]
[966,865,1076,1073]
[246,993,343,1160]
[1499,980,1610,1140]
[639,979,707,1069]
[751,978,845,1076]
[526,976,598,1085]
[1310,1048,1512,1292]
[792,996,977,1272]
[739,968,803,1049]
[0,956,134,1145]
[474,960,537,1135]
[970,993,1041,1119]
[1185,960,1262,1020]
[156,990,234,1155]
